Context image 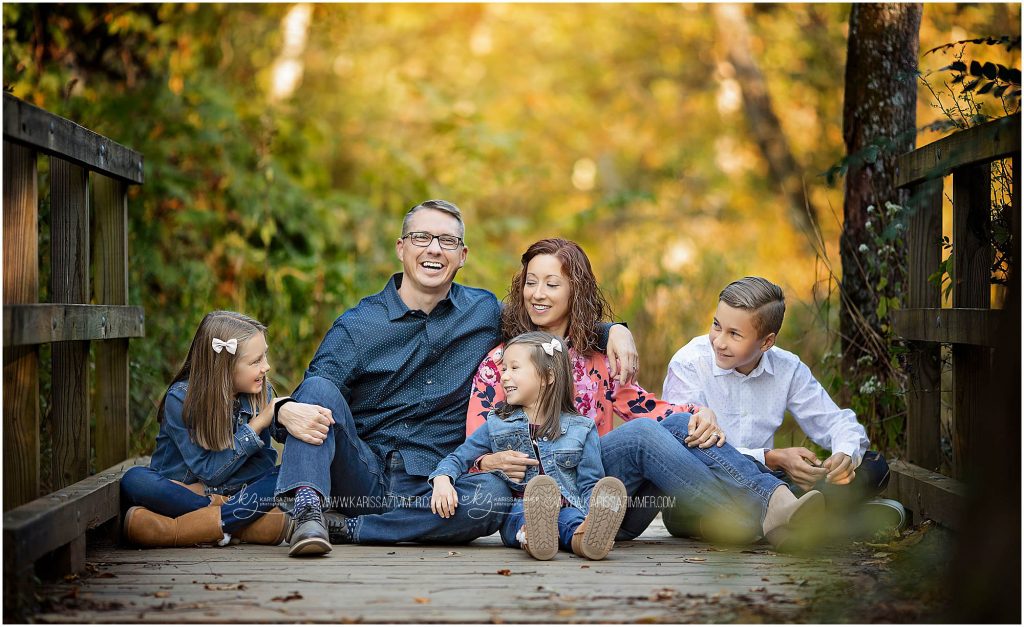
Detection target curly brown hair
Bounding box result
[500,238,614,356]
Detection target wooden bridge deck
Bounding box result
[31,515,898,623]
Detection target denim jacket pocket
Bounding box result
[492,432,529,452]
[553,451,582,469]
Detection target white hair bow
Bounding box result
[212,337,238,355]
[542,338,563,356]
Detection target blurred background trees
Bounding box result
[2,3,1018,469]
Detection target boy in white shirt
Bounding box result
[662,277,902,535]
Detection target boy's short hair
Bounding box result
[719,277,786,338]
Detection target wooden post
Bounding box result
[951,163,992,481]
[49,157,91,489]
[904,178,943,471]
[3,143,40,510]
[91,176,130,470]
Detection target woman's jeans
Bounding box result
[601,414,785,540]
[501,501,585,552]
[121,466,280,534]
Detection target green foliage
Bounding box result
[2,4,1017,465]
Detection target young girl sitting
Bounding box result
[120,311,291,547]
[429,331,627,561]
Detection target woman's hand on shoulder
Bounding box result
[606,325,639,386]
[278,400,335,445]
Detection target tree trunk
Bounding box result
[713,4,821,244]
[839,3,921,375]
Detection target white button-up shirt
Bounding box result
[662,335,869,467]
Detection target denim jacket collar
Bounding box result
[497,407,569,438]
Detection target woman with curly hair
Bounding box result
[465,238,823,548]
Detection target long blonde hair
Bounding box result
[158,311,268,451]
[496,331,579,441]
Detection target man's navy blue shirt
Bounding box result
[300,273,502,477]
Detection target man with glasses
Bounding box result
[272,200,639,555]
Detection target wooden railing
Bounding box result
[3,94,146,612]
[887,113,1020,528]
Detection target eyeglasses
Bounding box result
[402,231,464,250]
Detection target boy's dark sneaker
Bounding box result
[287,506,332,557]
[324,511,354,544]
[857,498,907,537]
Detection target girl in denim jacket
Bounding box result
[431,331,627,560]
[120,311,291,547]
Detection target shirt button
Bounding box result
[426,379,433,385]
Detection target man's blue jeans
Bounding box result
[121,466,279,534]
[275,376,511,544]
[600,415,784,540]
[500,501,585,552]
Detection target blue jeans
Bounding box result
[500,501,585,552]
[275,376,512,544]
[601,415,785,540]
[120,465,279,534]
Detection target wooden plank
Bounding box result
[3,457,147,568]
[903,178,942,470]
[2,94,144,185]
[92,176,133,470]
[951,165,992,481]
[892,308,1007,347]
[29,518,866,624]
[49,157,91,490]
[3,304,145,346]
[895,113,1020,188]
[884,460,965,530]
[2,142,40,510]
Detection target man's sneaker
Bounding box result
[858,498,907,537]
[324,511,354,544]
[288,506,332,557]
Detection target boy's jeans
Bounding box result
[501,501,586,552]
[275,376,512,544]
[121,466,280,534]
[601,415,785,540]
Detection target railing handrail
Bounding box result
[2,93,144,185]
[895,113,1019,188]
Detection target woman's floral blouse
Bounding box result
[466,343,702,437]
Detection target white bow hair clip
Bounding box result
[542,338,563,356]
[212,337,238,355]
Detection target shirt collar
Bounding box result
[384,274,409,320]
[384,273,465,320]
[711,349,775,379]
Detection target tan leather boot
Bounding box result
[124,506,224,547]
[235,507,291,545]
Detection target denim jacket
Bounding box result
[149,380,278,495]
[430,408,604,512]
